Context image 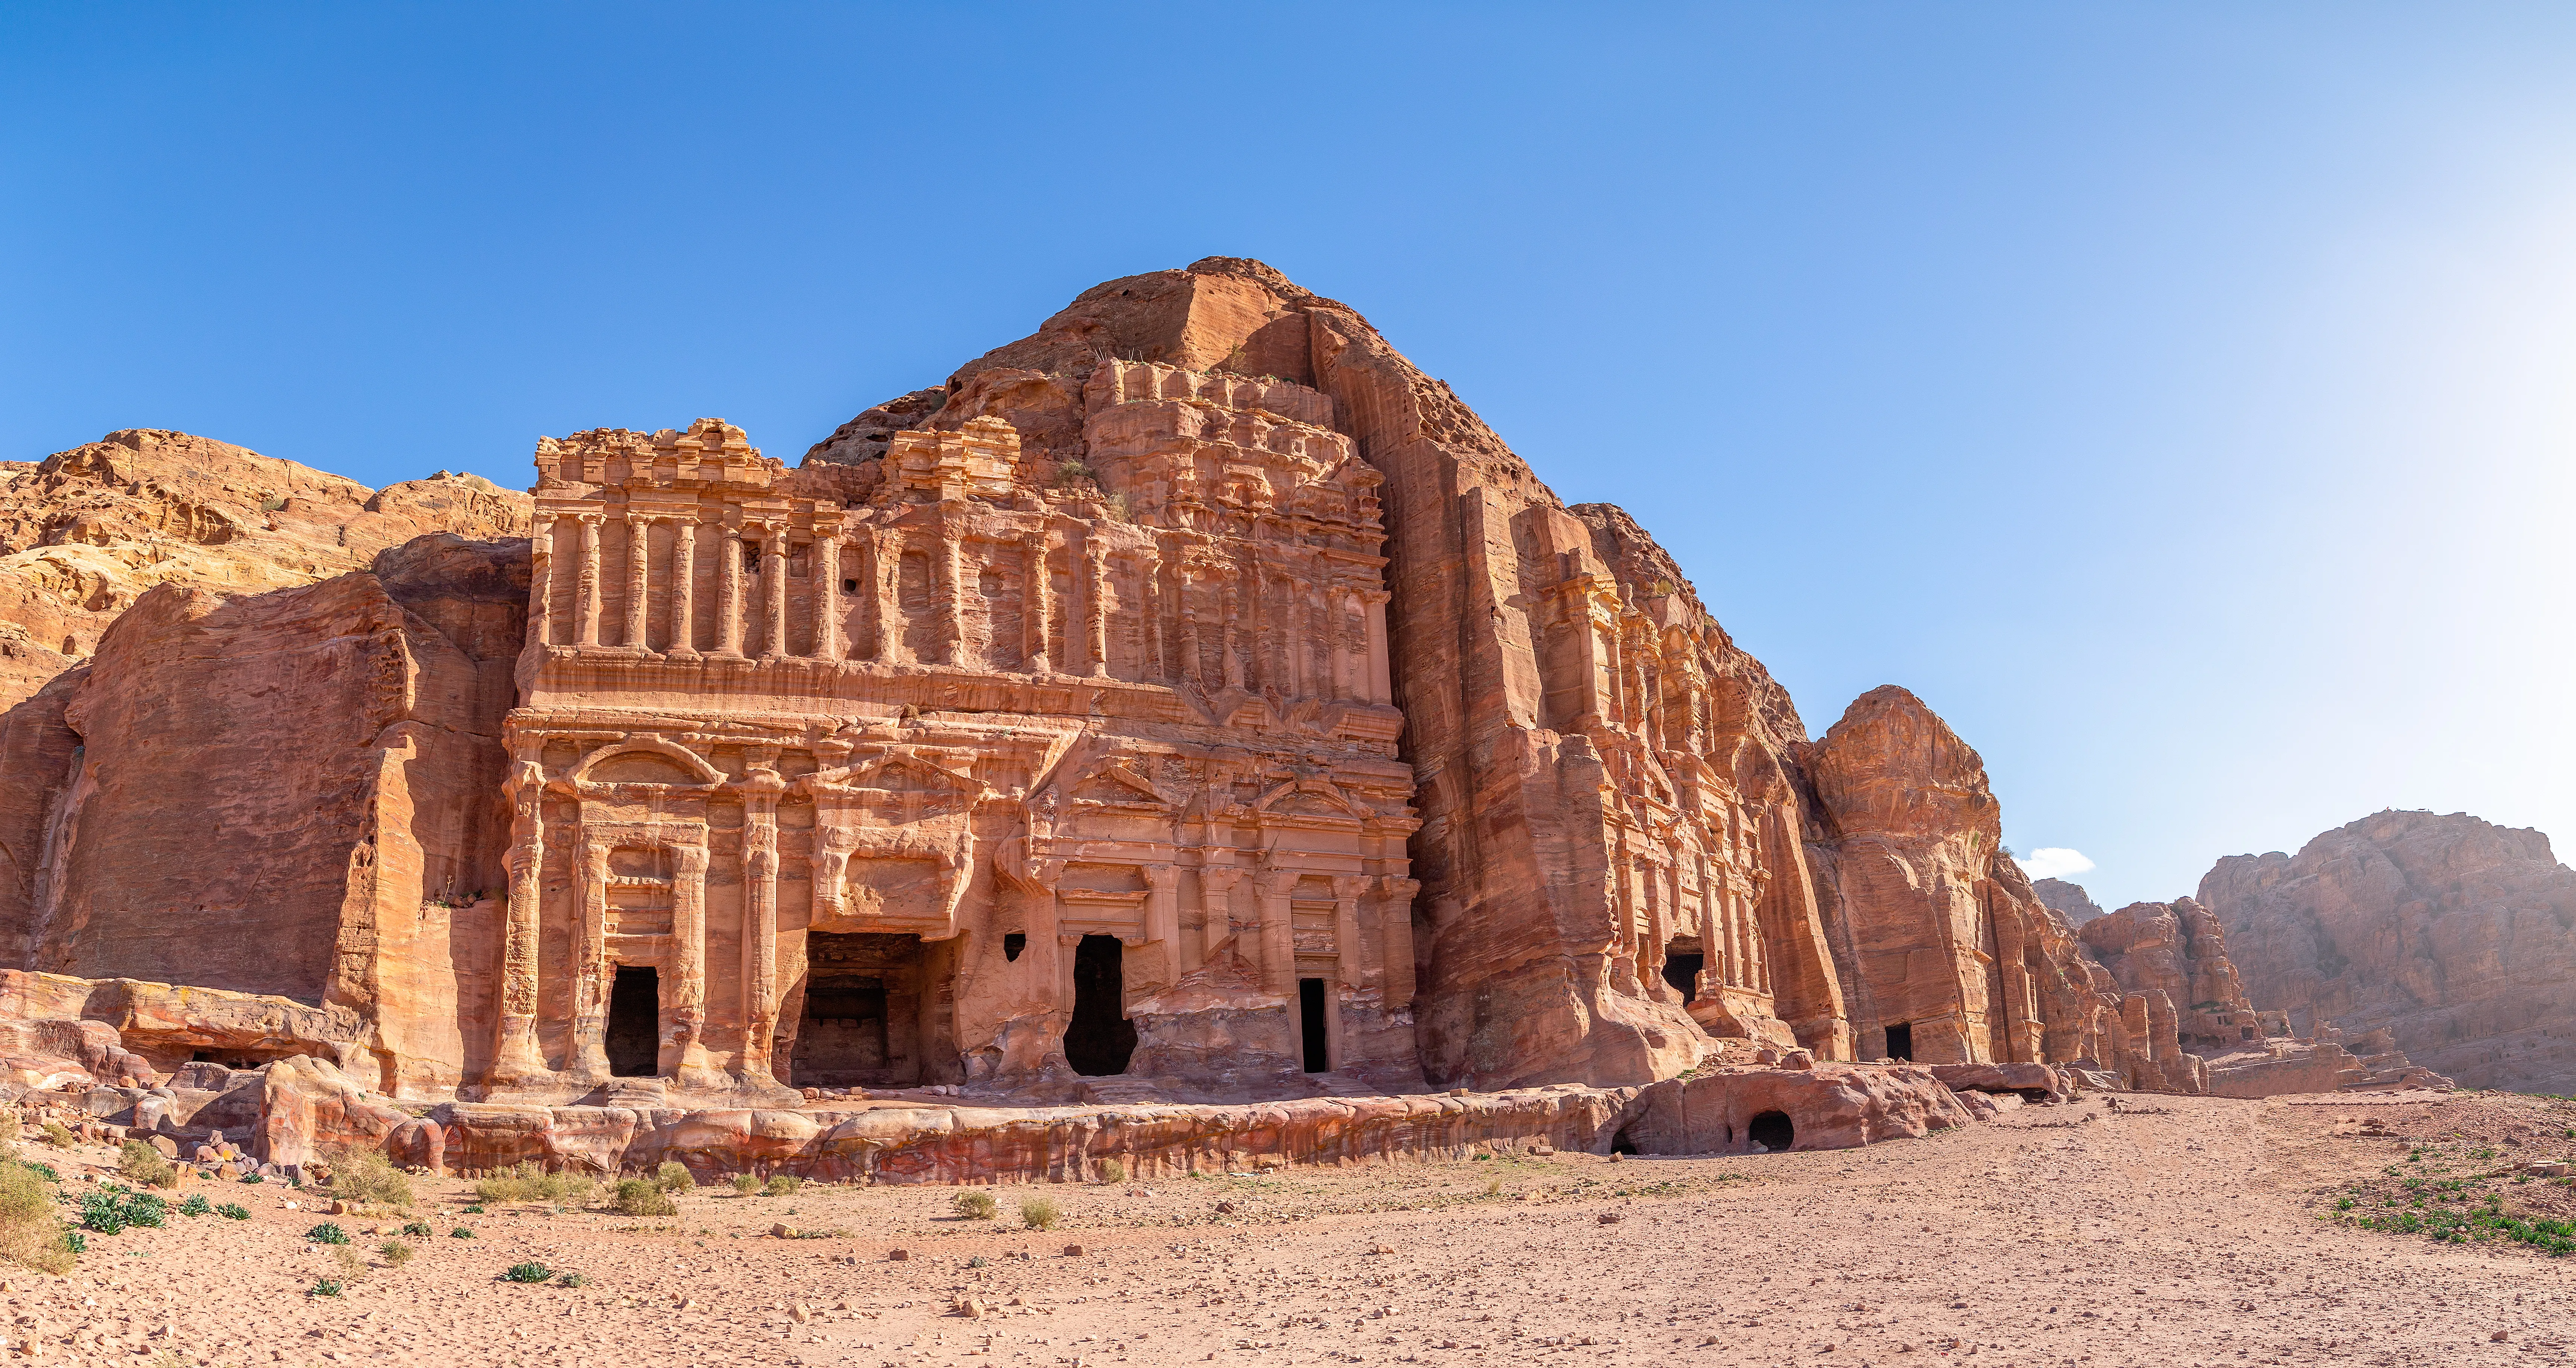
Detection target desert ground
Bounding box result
[6,1089,2573,1368]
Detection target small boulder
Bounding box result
[886,1248,910,1262]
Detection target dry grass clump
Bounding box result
[730,1173,761,1196]
[653,1161,695,1192]
[1096,1158,1126,1184]
[377,1239,415,1268]
[763,1174,802,1197]
[1020,1195,1061,1230]
[332,1245,369,1282]
[474,1161,591,1206]
[613,1177,677,1217]
[0,1161,73,1273]
[117,1140,176,1189]
[326,1149,413,1209]
[35,1122,72,1149]
[952,1190,997,1220]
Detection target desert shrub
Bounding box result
[326,1149,413,1209]
[952,1191,996,1220]
[613,1178,676,1218]
[0,1161,73,1274]
[501,1261,553,1283]
[1019,1196,1060,1231]
[654,1161,695,1193]
[214,1203,249,1221]
[475,1161,589,1206]
[763,1174,802,1197]
[332,1245,369,1280]
[57,1231,83,1255]
[35,1122,71,1149]
[1096,1158,1126,1184]
[449,1227,475,1238]
[1052,459,1096,488]
[16,1161,54,1183]
[239,1172,265,1184]
[176,1193,209,1217]
[79,1188,165,1234]
[308,1278,343,1298]
[305,1222,350,1245]
[118,1141,175,1188]
[400,1219,431,1237]
[555,1271,589,1288]
[378,1239,415,1268]
[730,1173,760,1196]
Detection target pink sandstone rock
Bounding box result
[2201,810,2576,1094]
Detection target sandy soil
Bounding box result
[7,1088,2576,1368]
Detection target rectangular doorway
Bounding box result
[606,966,659,1077]
[1884,1021,1914,1061]
[1298,978,1330,1073]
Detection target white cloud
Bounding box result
[2017,847,2096,881]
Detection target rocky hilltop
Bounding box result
[2033,877,2105,924]
[2201,810,2576,1094]
[0,259,2430,1153]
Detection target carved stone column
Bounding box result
[570,837,613,1081]
[740,768,784,1085]
[1329,874,1368,990]
[669,838,720,1088]
[668,518,698,657]
[872,528,901,663]
[1023,529,1052,673]
[716,523,744,657]
[937,518,964,666]
[760,525,787,658]
[813,531,842,661]
[1378,877,1420,1010]
[1254,867,1297,998]
[526,517,557,649]
[574,515,603,647]
[1194,863,1243,976]
[622,514,649,651]
[1361,589,1392,704]
[1083,534,1108,677]
[491,758,549,1082]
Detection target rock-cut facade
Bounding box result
[0,257,2339,1111]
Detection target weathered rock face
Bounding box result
[815,258,1844,1091]
[1795,686,2189,1086]
[0,430,529,710]
[2201,810,2576,1094]
[5,535,527,1096]
[2032,878,2105,925]
[2080,898,2261,1051]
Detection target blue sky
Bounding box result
[6,4,2571,907]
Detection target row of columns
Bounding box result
[539,511,1395,704]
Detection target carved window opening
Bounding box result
[742,543,760,573]
[1883,1021,1914,1062]
[1064,935,1135,1076]
[1748,1109,1795,1152]
[842,578,858,594]
[605,966,659,1078]
[1661,938,1703,1005]
[1299,978,1330,1073]
[1002,932,1026,962]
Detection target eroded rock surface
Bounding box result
[2202,810,2576,1094]
[2033,877,2105,925]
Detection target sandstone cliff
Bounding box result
[2033,878,2105,925]
[0,429,530,710]
[2201,810,2576,1094]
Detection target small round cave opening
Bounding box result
[1748,1109,1794,1152]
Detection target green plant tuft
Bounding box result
[501,1261,554,1284]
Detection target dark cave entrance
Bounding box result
[1065,935,1136,1076]
[1883,1021,1914,1061]
[1661,942,1704,1005]
[797,973,889,1078]
[1610,1126,1640,1156]
[605,966,659,1077]
[793,932,928,1088]
[1299,978,1330,1072]
[1748,1110,1794,1152]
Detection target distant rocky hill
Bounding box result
[2033,878,2105,925]
[0,429,530,712]
[2200,810,2576,1095]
